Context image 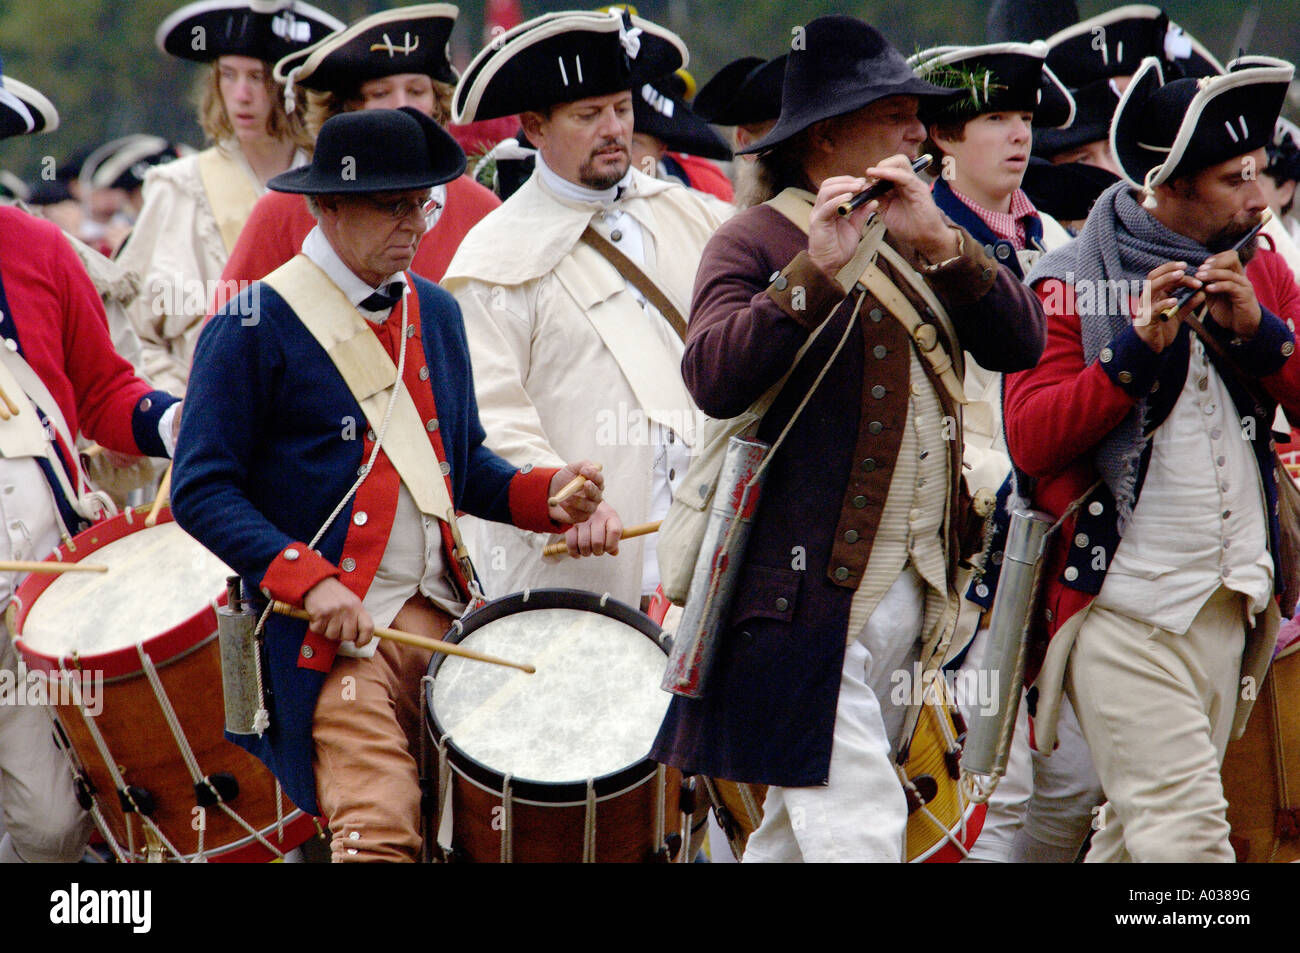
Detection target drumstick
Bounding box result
[145,463,172,528]
[541,520,662,557]
[0,383,12,420]
[548,463,603,507]
[0,561,109,574]
[269,601,536,674]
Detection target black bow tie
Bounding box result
[360,282,404,312]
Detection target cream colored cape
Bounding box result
[442,168,724,605]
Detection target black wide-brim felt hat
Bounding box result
[156,0,343,65]
[693,54,786,127]
[1033,78,1120,158]
[633,80,731,160]
[0,65,59,141]
[1045,4,1222,89]
[739,16,957,155]
[912,42,1075,130]
[1022,156,1119,220]
[268,106,466,194]
[273,3,459,92]
[452,10,687,124]
[1111,55,1293,192]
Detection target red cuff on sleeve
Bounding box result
[509,465,568,533]
[296,630,338,673]
[258,543,340,607]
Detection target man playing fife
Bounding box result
[173,108,607,862]
[1006,55,1300,862]
[442,9,725,609]
[651,16,1046,863]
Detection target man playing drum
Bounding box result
[442,9,726,609]
[0,66,182,863]
[1004,56,1300,861]
[650,15,1046,862]
[171,107,607,863]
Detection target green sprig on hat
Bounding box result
[912,54,1006,120]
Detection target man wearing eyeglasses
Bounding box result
[172,108,608,862]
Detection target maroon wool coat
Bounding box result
[650,204,1046,786]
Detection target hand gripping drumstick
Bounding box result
[269,601,536,674]
[144,463,172,528]
[548,462,603,507]
[541,520,662,557]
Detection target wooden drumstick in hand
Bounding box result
[270,601,536,674]
[145,463,172,527]
[541,520,661,557]
[0,383,15,421]
[548,462,603,506]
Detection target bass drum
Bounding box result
[426,589,685,862]
[1223,640,1300,863]
[12,509,316,862]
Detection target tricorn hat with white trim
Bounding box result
[1044,4,1222,89]
[910,42,1075,130]
[156,0,343,65]
[452,9,687,124]
[273,4,460,92]
[633,74,731,161]
[1111,55,1294,197]
[0,57,58,141]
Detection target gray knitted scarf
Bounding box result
[1024,181,1213,527]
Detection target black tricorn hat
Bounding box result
[273,3,459,92]
[1021,155,1119,220]
[633,75,731,161]
[452,10,686,124]
[739,16,957,155]
[693,54,786,127]
[0,58,59,141]
[1045,4,1222,89]
[911,42,1075,130]
[268,106,466,194]
[1032,77,1121,158]
[1112,56,1293,194]
[156,0,342,65]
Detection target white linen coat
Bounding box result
[442,167,724,606]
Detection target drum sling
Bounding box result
[196,146,262,256]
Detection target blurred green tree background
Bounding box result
[2,1,1297,182]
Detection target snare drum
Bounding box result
[12,509,316,862]
[1223,641,1300,863]
[426,589,682,862]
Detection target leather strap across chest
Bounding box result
[261,256,455,523]
[197,147,261,256]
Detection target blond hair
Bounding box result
[196,61,313,152]
[303,80,455,139]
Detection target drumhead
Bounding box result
[21,521,231,658]
[431,597,670,786]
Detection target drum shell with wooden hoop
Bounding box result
[11,509,316,862]
[1223,640,1300,863]
[425,589,682,863]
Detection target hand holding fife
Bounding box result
[1134,261,1197,352]
[809,174,877,280]
[303,576,375,648]
[1194,249,1261,339]
[862,154,958,264]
